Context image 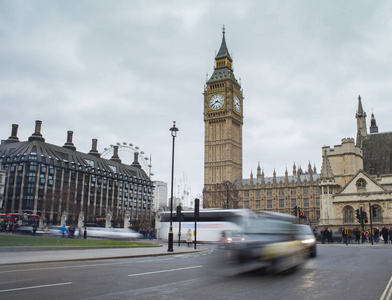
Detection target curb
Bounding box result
[0,248,206,266]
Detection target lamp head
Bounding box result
[170,121,179,137]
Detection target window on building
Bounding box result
[291,199,296,208]
[344,206,354,223]
[255,200,260,209]
[291,189,296,195]
[244,191,249,197]
[316,187,320,194]
[267,190,272,196]
[373,205,382,223]
[316,197,320,207]
[244,201,249,209]
[279,199,284,208]
[357,179,366,191]
[303,187,308,194]
[304,198,309,207]
[279,189,284,195]
[267,200,272,208]
[256,191,260,197]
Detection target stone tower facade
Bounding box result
[203,27,244,208]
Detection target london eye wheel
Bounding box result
[101,142,153,178]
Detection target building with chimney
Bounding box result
[0,121,153,229]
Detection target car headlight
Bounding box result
[301,238,316,244]
[227,238,232,243]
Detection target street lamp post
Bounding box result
[168,121,179,252]
[225,180,231,209]
[84,169,90,239]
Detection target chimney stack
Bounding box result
[28,120,45,142]
[88,138,101,158]
[110,145,121,163]
[131,152,141,169]
[5,124,20,143]
[63,131,76,151]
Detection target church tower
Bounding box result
[203,27,244,208]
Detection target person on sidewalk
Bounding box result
[186,229,193,247]
[60,225,67,238]
[389,227,392,244]
[381,226,388,244]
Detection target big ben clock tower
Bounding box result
[203,26,243,208]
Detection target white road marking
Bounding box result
[380,275,392,300]
[0,282,72,293]
[0,257,174,274]
[127,265,203,277]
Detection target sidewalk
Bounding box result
[0,242,207,266]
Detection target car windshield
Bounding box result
[297,226,313,235]
[225,231,243,237]
[243,216,293,234]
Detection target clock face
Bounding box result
[209,94,224,110]
[234,96,241,112]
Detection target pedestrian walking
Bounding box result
[32,224,37,236]
[186,229,193,247]
[381,226,388,244]
[374,228,380,243]
[60,225,67,238]
[389,228,392,244]
[354,228,360,244]
[328,229,333,243]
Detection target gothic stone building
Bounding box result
[0,121,153,227]
[202,29,321,223]
[237,163,321,224]
[319,96,392,229]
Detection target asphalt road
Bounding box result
[0,244,391,300]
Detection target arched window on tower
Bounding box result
[343,206,354,223]
[357,179,367,191]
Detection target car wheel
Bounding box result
[310,246,316,258]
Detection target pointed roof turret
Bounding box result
[356,95,367,147]
[257,162,261,178]
[273,169,277,184]
[285,167,289,183]
[293,162,297,176]
[216,25,232,61]
[308,161,313,175]
[320,148,334,180]
[370,110,378,133]
[356,95,366,117]
[207,26,238,84]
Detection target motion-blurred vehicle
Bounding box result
[45,225,80,237]
[213,211,308,275]
[295,224,316,257]
[85,227,142,240]
[218,230,244,248]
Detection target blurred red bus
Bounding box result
[4,213,40,225]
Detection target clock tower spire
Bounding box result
[203,27,243,208]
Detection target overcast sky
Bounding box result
[1,1,392,200]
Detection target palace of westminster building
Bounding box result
[203,28,392,228]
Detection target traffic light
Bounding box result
[176,205,182,220]
[194,198,200,219]
[355,209,361,222]
[299,212,305,219]
[362,211,368,223]
[372,205,377,218]
[293,206,298,216]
